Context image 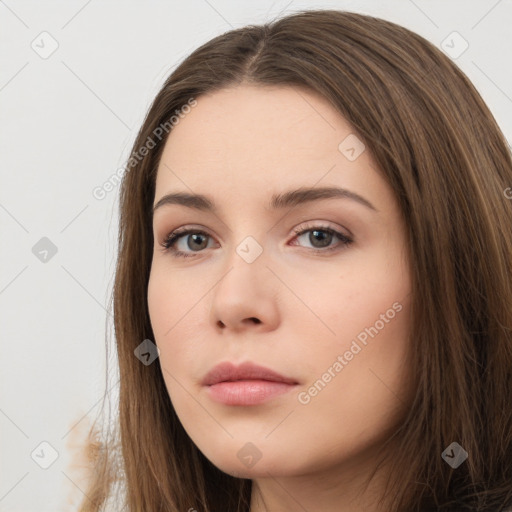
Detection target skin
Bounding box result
[147,84,414,512]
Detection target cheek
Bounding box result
[288,247,412,425]
[147,270,169,339]
[147,265,207,381]
[147,267,186,372]
[147,263,190,339]
[327,250,412,395]
[290,248,410,353]
[279,302,411,474]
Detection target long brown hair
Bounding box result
[78,9,512,512]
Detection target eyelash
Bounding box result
[159,223,353,259]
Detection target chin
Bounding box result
[203,447,296,480]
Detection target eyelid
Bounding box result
[292,220,352,238]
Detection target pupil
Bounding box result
[311,230,331,248]
[189,233,207,250]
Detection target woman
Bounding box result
[79,9,512,512]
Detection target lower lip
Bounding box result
[205,380,297,406]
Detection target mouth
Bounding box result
[202,361,299,406]
[205,380,298,406]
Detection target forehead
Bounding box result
[159,84,352,165]
[153,84,390,215]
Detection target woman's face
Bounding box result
[148,84,413,481]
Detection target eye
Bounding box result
[158,223,353,258]
[290,223,353,254]
[159,228,214,258]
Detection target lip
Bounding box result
[202,361,299,406]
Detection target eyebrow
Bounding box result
[152,186,378,215]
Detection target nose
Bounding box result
[209,254,280,334]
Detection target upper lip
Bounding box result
[202,361,298,386]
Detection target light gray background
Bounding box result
[1,1,511,510]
